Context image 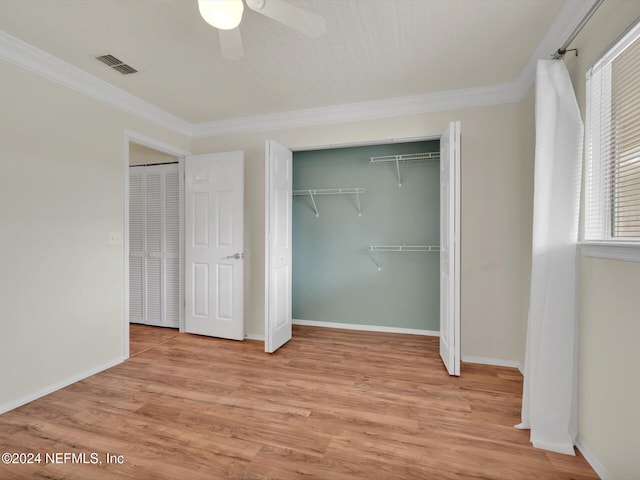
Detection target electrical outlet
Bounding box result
[108,232,122,245]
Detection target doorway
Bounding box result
[291,140,440,333]
[265,122,461,375]
[123,131,189,359]
[129,159,180,328]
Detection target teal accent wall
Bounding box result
[292,141,440,331]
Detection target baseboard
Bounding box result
[293,319,439,337]
[244,333,265,341]
[461,354,524,374]
[576,436,611,480]
[0,356,124,415]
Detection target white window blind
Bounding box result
[585,21,640,241]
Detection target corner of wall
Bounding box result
[576,436,612,480]
[0,356,124,415]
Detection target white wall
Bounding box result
[191,101,534,364]
[517,88,536,367]
[0,59,189,411]
[563,1,640,478]
[0,24,534,414]
[2,6,636,476]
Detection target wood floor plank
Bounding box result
[0,325,598,479]
[129,324,179,357]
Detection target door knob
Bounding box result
[224,252,244,259]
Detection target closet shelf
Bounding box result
[369,245,440,252]
[293,188,366,217]
[368,244,440,271]
[369,152,440,187]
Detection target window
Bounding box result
[584,21,640,255]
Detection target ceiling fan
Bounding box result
[198,0,327,60]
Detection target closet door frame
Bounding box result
[130,163,181,329]
[124,130,190,359]
[274,133,453,350]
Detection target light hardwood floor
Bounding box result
[129,323,180,357]
[0,325,597,479]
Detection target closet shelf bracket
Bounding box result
[368,245,440,271]
[293,188,366,217]
[369,152,440,187]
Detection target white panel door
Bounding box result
[265,140,292,353]
[184,152,244,340]
[440,121,461,376]
[129,164,180,328]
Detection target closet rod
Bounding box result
[293,188,366,217]
[369,152,439,187]
[369,245,440,252]
[292,188,366,195]
[369,152,439,163]
[368,245,440,271]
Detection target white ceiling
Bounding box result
[0,0,567,126]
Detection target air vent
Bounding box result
[112,64,138,75]
[96,54,122,67]
[96,54,138,75]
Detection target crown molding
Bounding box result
[0,31,192,137]
[124,129,191,157]
[191,82,520,138]
[0,0,599,139]
[191,0,599,138]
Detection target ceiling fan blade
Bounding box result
[246,0,327,38]
[219,27,244,60]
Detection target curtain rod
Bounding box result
[553,0,605,59]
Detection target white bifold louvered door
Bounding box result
[129,164,181,328]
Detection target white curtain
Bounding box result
[517,59,584,455]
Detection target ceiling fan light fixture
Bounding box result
[198,0,244,30]
[245,0,265,11]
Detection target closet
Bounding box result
[129,163,180,328]
[291,140,440,332]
